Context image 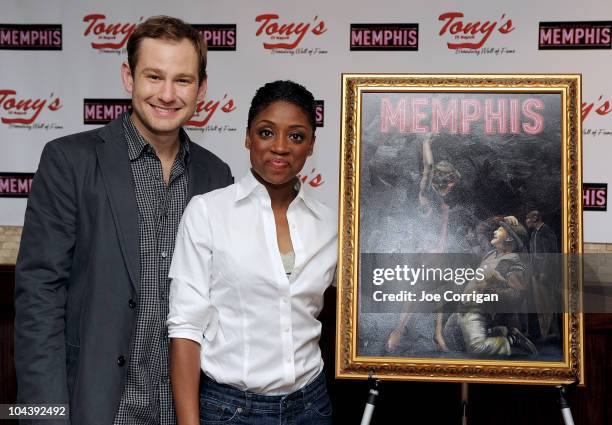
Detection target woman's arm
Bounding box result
[170,338,201,425]
[419,134,435,214]
[167,197,218,424]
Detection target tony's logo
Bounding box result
[187,94,236,127]
[298,168,324,188]
[0,90,62,125]
[255,13,327,49]
[582,96,611,122]
[438,12,514,49]
[83,14,142,49]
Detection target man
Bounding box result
[525,210,560,340]
[456,217,537,356]
[14,16,233,425]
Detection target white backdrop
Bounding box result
[1,0,611,242]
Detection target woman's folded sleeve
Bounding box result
[167,198,218,346]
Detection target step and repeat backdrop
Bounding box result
[1,0,611,242]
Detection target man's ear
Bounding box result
[197,78,207,102]
[121,61,134,94]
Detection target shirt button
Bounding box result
[128,299,137,309]
[161,251,168,258]
[117,356,126,367]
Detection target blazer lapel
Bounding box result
[96,118,140,293]
[187,143,211,199]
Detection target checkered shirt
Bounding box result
[113,113,189,425]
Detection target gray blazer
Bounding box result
[14,117,233,424]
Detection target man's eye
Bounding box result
[147,75,161,80]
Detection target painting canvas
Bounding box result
[336,74,583,385]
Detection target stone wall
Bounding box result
[0,226,21,265]
[1,227,611,283]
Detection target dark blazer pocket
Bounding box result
[65,343,80,398]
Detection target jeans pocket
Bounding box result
[200,397,240,424]
[308,392,333,418]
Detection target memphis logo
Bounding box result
[0,24,62,50]
[583,183,607,211]
[0,173,34,198]
[539,21,612,49]
[83,99,131,125]
[350,24,418,51]
[315,100,324,127]
[192,24,236,51]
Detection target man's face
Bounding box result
[491,226,507,247]
[526,214,537,229]
[121,37,206,141]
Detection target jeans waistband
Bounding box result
[200,372,327,411]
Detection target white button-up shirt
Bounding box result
[167,171,337,394]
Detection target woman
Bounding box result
[386,133,462,353]
[167,80,337,425]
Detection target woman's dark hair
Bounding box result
[247,80,316,134]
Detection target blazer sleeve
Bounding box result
[14,140,77,409]
[223,162,234,186]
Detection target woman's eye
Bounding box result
[259,129,273,138]
[289,133,305,142]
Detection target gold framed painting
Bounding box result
[336,74,583,385]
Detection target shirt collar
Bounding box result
[122,112,190,162]
[236,170,323,219]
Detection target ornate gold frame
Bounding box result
[336,74,584,385]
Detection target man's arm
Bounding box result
[170,339,201,425]
[14,141,76,406]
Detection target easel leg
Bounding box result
[557,385,575,425]
[360,372,380,425]
[461,383,469,425]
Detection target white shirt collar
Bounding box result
[235,170,323,219]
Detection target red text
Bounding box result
[439,12,514,49]
[255,14,327,49]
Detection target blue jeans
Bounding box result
[199,372,333,425]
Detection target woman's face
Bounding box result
[245,100,315,187]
